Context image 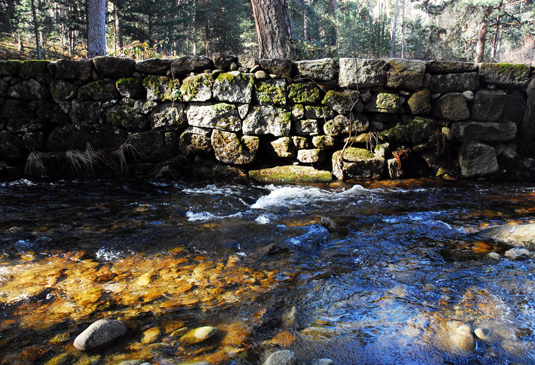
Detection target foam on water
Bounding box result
[186,210,244,222]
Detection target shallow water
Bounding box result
[0,178,534,364]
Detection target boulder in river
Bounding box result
[479,223,535,249]
[263,349,297,365]
[73,319,127,351]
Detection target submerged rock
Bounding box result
[264,350,297,365]
[73,319,127,351]
[479,224,535,249]
[179,326,218,345]
[249,166,332,183]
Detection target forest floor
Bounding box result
[0,33,79,60]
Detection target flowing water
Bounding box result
[0,178,534,365]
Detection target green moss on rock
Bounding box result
[115,78,145,99]
[249,165,332,183]
[143,76,182,102]
[287,82,321,104]
[322,90,359,114]
[180,73,214,102]
[255,79,287,106]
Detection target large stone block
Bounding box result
[115,78,145,99]
[143,76,181,102]
[249,165,332,183]
[148,103,187,131]
[432,93,470,121]
[322,90,360,114]
[187,102,241,132]
[293,58,336,81]
[458,142,498,177]
[135,58,173,74]
[407,89,431,115]
[54,59,93,81]
[324,114,369,136]
[452,121,516,142]
[470,89,506,122]
[180,73,214,102]
[242,105,291,137]
[8,79,50,100]
[50,80,77,101]
[479,63,531,87]
[339,58,387,88]
[501,94,526,124]
[179,129,213,157]
[213,71,254,104]
[0,60,22,77]
[365,93,401,113]
[429,72,479,93]
[264,137,296,158]
[425,61,478,74]
[78,81,120,101]
[19,60,51,80]
[171,56,213,77]
[103,105,149,132]
[255,79,287,106]
[287,82,321,104]
[386,58,426,90]
[332,147,385,180]
[259,59,293,78]
[93,56,136,78]
[128,130,172,161]
[211,129,259,164]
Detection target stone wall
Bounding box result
[0,55,533,182]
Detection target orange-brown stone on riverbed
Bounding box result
[271,331,297,348]
[179,326,218,345]
[220,322,252,347]
[141,327,161,344]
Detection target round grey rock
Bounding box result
[73,319,127,351]
[255,70,268,80]
[264,350,297,365]
[463,90,474,101]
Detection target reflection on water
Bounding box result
[0,178,534,364]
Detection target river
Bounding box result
[0,178,534,364]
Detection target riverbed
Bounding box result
[0,178,534,364]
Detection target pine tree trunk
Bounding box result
[390,0,399,58]
[250,0,292,59]
[401,0,405,58]
[474,6,492,63]
[88,0,107,58]
[30,0,41,60]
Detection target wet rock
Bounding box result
[249,165,332,183]
[294,58,336,81]
[433,93,470,121]
[287,82,321,105]
[505,248,531,260]
[148,102,187,131]
[263,349,297,365]
[213,71,254,104]
[452,121,516,142]
[135,58,173,75]
[73,319,127,351]
[429,72,479,93]
[44,353,72,365]
[259,59,293,78]
[474,328,490,340]
[480,223,535,249]
[141,327,161,344]
[470,89,506,122]
[143,76,181,102]
[243,105,291,137]
[386,58,426,90]
[8,79,50,100]
[479,63,531,87]
[93,56,136,78]
[448,321,475,353]
[171,56,214,77]
[339,58,387,88]
[298,360,334,365]
[407,89,431,115]
[212,130,259,165]
[78,81,120,101]
[116,78,145,99]
[179,326,218,345]
[458,141,498,177]
[187,102,241,132]
[255,79,287,106]
[180,73,214,102]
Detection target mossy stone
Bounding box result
[407,90,431,115]
[255,79,287,106]
[249,165,332,183]
[116,78,145,99]
[50,80,76,101]
[312,135,337,150]
[180,73,214,102]
[78,81,120,101]
[213,71,254,104]
[287,82,321,104]
[143,76,182,102]
[103,105,148,131]
[322,90,359,114]
[365,93,401,113]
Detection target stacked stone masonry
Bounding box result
[0,55,533,182]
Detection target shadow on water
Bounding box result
[0,178,534,364]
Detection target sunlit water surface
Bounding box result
[0,178,534,365]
